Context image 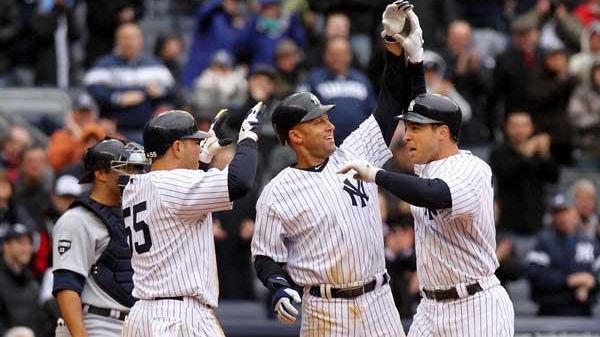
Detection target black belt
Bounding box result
[309,274,389,299]
[154,296,183,301]
[84,305,128,321]
[422,282,483,301]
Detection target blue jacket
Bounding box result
[526,228,600,316]
[236,12,305,68]
[85,53,175,130]
[298,68,377,145]
[181,0,243,88]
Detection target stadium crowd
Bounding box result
[0,0,597,335]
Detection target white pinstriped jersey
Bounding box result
[412,150,498,289]
[121,168,232,308]
[252,115,392,286]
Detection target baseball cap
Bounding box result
[72,92,97,111]
[511,16,537,33]
[55,174,83,197]
[250,64,277,80]
[549,193,574,212]
[423,50,446,74]
[211,50,234,68]
[2,223,32,242]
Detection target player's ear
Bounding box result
[94,169,108,183]
[172,140,184,158]
[288,129,303,145]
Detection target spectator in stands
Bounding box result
[182,0,245,88]
[526,193,600,316]
[412,0,459,50]
[454,0,508,59]
[307,12,351,69]
[529,46,579,165]
[438,21,494,142]
[0,0,19,87]
[490,111,560,235]
[567,62,600,167]
[14,146,54,279]
[569,22,600,84]
[298,37,376,145]
[492,16,542,124]
[31,0,80,88]
[236,0,305,68]
[0,224,41,335]
[84,0,144,68]
[517,0,583,53]
[193,50,247,118]
[422,50,472,125]
[570,179,599,238]
[85,23,175,142]
[154,33,185,83]
[574,0,600,26]
[0,170,32,237]
[46,93,105,173]
[0,125,32,184]
[273,39,304,98]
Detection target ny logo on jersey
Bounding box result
[343,178,369,207]
[575,242,595,264]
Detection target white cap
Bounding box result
[55,175,83,197]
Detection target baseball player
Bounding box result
[121,106,262,337]
[52,139,150,337]
[251,3,425,336]
[338,93,515,337]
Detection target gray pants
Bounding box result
[55,312,124,337]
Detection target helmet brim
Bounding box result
[395,112,444,124]
[180,130,211,140]
[299,104,336,123]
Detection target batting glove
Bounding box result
[381,1,413,42]
[200,109,234,164]
[269,276,302,324]
[238,101,264,143]
[336,159,382,183]
[386,10,424,63]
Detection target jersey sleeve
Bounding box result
[251,190,288,263]
[340,115,392,167]
[436,161,487,219]
[153,168,233,219]
[52,212,96,277]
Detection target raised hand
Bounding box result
[239,101,264,143]
[381,1,414,40]
[200,109,233,164]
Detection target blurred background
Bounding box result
[0,0,598,336]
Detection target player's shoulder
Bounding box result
[54,206,101,234]
[455,150,492,174]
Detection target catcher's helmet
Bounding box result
[79,138,128,183]
[143,110,211,159]
[271,92,335,145]
[396,93,462,141]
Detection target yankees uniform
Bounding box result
[252,41,425,336]
[407,151,514,337]
[121,108,260,337]
[339,94,515,337]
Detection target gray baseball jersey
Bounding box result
[52,206,129,312]
[121,168,231,308]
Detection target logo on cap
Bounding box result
[309,93,321,106]
[408,100,416,112]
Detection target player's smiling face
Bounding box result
[403,121,442,164]
[290,114,336,160]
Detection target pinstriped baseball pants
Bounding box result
[121,298,225,337]
[407,284,514,337]
[300,283,406,337]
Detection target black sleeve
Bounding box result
[373,51,425,146]
[375,170,452,209]
[254,255,287,289]
[227,139,258,200]
[52,269,86,296]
